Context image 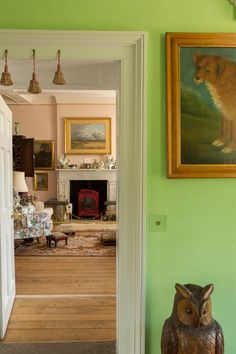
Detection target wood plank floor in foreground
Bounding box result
[2,256,116,343]
[16,256,116,295]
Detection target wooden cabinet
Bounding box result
[13,135,35,177]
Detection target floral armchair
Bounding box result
[13,190,53,240]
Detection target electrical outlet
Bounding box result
[149,214,167,232]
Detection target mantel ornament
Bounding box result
[161,283,224,354]
[58,154,69,169]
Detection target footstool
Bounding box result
[46,232,68,248]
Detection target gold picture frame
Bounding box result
[166,32,236,178]
[64,117,111,155]
[34,140,55,170]
[34,172,48,191]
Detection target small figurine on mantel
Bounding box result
[161,283,224,354]
[99,160,105,169]
[105,155,116,169]
[58,154,70,169]
[91,159,99,169]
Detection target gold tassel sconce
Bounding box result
[53,49,66,85]
[0,49,13,86]
[28,49,41,94]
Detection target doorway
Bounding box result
[9,88,116,348]
[0,30,146,354]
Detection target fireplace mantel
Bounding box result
[56,169,116,202]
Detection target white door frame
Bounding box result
[0,30,147,354]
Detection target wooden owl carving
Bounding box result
[161,283,224,354]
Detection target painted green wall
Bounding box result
[1,0,236,353]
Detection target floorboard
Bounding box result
[1,256,116,343]
[15,256,116,295]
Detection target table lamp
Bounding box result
[13,171,28,193]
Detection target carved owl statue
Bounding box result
[161,283,224,354]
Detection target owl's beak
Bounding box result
[197,317,202,328]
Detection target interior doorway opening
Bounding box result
[0,30,146,354]
[7,67,119,343]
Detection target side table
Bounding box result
[44,199,69,221]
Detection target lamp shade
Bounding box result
[13,171,28,193]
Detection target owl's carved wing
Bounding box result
[161,319,178,354]
[215,320,224,354]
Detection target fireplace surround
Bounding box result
[56,169,116,217]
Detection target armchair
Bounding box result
[13,191,53,240]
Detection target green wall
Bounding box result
[1,0,236,353]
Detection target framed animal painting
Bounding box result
[166,32,236,178]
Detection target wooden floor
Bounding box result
[16,256,116,295]
[2,256,116,343]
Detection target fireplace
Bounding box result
[57,169,116,218]
[70,180,107,218]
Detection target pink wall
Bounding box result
[10,103,116,202]
[11,104,57,202]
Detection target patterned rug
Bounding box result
[14,231,116,257]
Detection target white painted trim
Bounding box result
[0,30,147,354]
[1,90,117,105]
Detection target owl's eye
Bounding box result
[185,308,192,315]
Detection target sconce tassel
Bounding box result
[53,50,66,85]
[0,50,13,86]
[28,72,41,94]
[0,65,13,86]
[53,63,66,85]
[28,49,41,94]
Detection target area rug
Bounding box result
[14,231,116,257]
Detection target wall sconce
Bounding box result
[28,49,41,94]
[0,49,13,86]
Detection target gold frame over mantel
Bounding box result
[64,117,111,155]
[166,32,236,178]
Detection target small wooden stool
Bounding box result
[63,231,75,237]
[46,232,68,248]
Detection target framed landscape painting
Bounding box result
[64,117,111,154]
[166,32,236,178]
